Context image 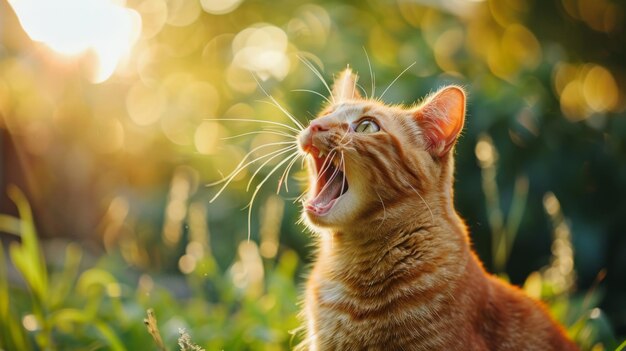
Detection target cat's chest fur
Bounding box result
[300,226,578,351]
[307,273,471,351]
[302,227,479,350]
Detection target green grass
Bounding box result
[0,186,301,350]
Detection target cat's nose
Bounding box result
[300,129,318,156]
[300,120,336,156]
[300,121,328,157]
[309,120,329,133]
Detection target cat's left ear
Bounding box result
[414,86,466,157]
[331,67,361,102]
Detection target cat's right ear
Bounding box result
[413,86,466,157]
[331,67,361,102]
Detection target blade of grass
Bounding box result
[76,268,120,319]
[6,186,52,350]
[7,314,30,351]
[1,239,31,351]
[50,243,83,309]
[504,175,528,257]
[52,308,126,351]
[144,309,167,351]
[0,240,9,350]
[0,214,21,235]
[94,320,127,351]
[7,186,48,293]
[0,241,9,326]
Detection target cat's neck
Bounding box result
[315,206,474,296]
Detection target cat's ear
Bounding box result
[414,86,466,157]
[331,67,361,102]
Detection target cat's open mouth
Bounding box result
[305,153,349,216]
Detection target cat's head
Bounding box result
[298,68,466,231]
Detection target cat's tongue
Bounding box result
[306,172,343,216]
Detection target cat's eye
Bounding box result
[355,119,380,133]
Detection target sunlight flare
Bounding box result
[8,0,142,83]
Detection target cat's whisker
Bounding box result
[338,125,352,144]
[245,152,301,240]
[282,194,303,202]
[294,177,311,203]
[221,130,295,140]
[292,89,332,105]
[207,141,297,187]
[277,152,304,193]
[208,143,297,202]
[356,83,368,100]
[379,61,416,100]
[262,127,300,139]
[363,47,375,98]
[297,55,335,104]
[406,182,434,223]
[204,118,301,133]
[246,146,299,192]
[313,150,338,184]
[328,122,353,151]
[284,153,305,191]
[315,155,342,199]
[312,145,350,191]
[294,191,308,204]
[338,142,354,152]
[253,100,304,132]
[339,151,347,196]
[252,76,305,131]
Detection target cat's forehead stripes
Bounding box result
[322,102,375,122]
[335,104,362,120]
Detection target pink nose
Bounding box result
[300,121,329,156]
[309,120,329,133]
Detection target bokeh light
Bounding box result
[553,62,620,121]
[232,24,291,81]
[8,0,141,83]
[200,0,243,15]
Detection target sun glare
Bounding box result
[8,0,141,83]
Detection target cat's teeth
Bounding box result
[319,151,325,158]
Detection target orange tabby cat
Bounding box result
[296,68,578,350]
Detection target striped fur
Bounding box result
[296,69,577,350]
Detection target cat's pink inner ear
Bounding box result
[331,68,361,102]
[415,86,466,157]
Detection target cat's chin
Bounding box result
[303,190,356,228]
[304,206,342,228]
[305,198,339,217]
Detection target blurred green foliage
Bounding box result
[1,187,301,350]
[0,0,625,349]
